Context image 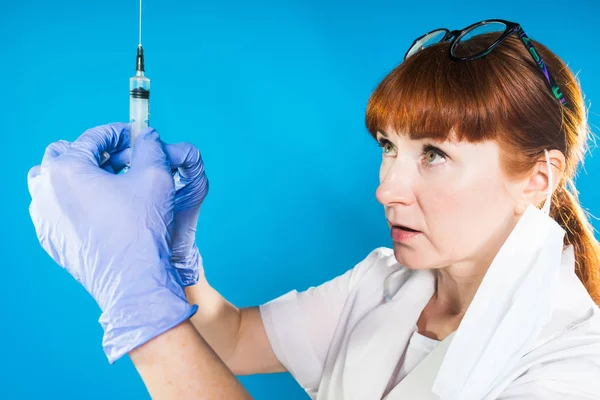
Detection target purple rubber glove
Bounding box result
[27,123,197,363]
[168,143,209,286]
[107,142,209,287]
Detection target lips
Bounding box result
[388,220,420,232]
[390,225,421,242]
[388,219,422,242]
[393,225,419,232]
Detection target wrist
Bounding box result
[173,245,203,287]
[99,267,198,364]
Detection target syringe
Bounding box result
[124,28,186,191]
[99,45,149,168]
[100,0,148,167]
[129,44,150,150]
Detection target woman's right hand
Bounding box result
[168,142,209,286]
[110,140,209,287]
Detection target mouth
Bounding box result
[388,220,420,232]
[388,222,422,242]
[392,224,419,232]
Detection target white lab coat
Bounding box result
[259,246,600,399]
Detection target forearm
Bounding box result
[184,270,242,367]
[129,319,252,400]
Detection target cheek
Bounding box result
[421,171,512,258]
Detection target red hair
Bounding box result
[365,35,600,305]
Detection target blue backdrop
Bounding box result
[2,0,599,398]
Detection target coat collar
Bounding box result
[318,240,587,400]
[341,268,436,400]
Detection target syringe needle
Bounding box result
[130,0,149,153]
[139,0,142,46]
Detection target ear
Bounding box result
[515,149,565,214]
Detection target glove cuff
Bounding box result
[173,245,203,287]
[99,266,198,364]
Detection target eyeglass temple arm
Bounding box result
[515,27,566,105]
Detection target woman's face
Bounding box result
[375,130,521,271]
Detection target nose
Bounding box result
[376,163,415,207]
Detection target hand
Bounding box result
[107,141,210,286]
[27,123,197,363]
[168,143,209,286]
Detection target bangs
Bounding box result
[366,42,514,143]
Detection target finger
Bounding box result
[101,148,131,174]
[164,143,209,209]
[164,142,205,179]
[41,140,71,167]
[69,123,130,166]
[129,128,170,172]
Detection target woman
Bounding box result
[28,20,600,399]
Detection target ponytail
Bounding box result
[551,179,600,306]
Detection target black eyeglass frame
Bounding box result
[404,19,566,106]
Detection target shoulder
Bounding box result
[500,307,600,399]
[535,245,600,345]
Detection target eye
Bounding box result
[423,145,447,165]
[383,142,393,154]
[377,138,395,156]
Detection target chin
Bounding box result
[392,242,442,270]
[393,244,424,270]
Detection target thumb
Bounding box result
[165,142,205,179]
[70,123,130,166]
[129,128,170,172]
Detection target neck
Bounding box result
[433,268,487,316]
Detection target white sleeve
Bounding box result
[258,248,389,391]
[496,358,600,399]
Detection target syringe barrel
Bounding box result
[130,75,150,149]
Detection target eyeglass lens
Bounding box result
[405,29,448,59]
[452,21,506,58]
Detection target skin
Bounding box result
[129,320,253,400]
[374,129,565,339]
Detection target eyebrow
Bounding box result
[376,129,452,145]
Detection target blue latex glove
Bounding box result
[107,141,209,287]
[168,143,209,286]
[27,123,197,363]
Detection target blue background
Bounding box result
[1,0,599,398]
